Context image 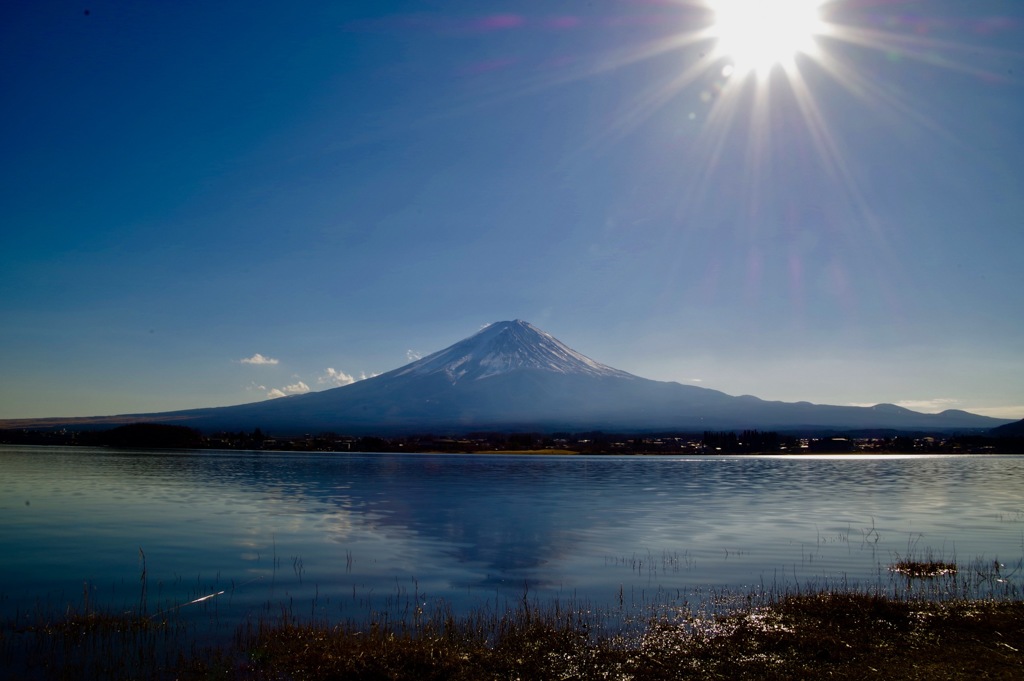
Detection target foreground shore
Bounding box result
[5,591,1021,680]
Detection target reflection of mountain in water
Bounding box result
[313,455,590,583]
[9,447,1023,610]
[56,449,1020,600]
[96,450,592,591]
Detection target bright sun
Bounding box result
[709,0,825,77]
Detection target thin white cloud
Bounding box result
[957,405,1024,419]
[847,400,1023,419]
[265,380,310,399]
[895,398,959,412]
[256,367,381,400]
[240,353,279,365]
[316,367,379,388]
[690,378,703,383]
[407,349,422,362]
[847,398,960,413]
[283,380,310,394]
[319,367,357,387]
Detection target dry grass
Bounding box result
[890,558,959,578]
[5,591,1022,680]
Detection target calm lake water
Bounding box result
[2,446,1022,629]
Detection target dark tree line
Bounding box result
[702,430,800,453]
[3,425,1022,454]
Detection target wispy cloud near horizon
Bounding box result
[893,398,960,412]
[240,353,279,365]
[964,405,1024,420]
[319,367,357,387]
[266,380,310,399]
[847,398,961,413]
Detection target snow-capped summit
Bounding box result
[395,320,633,384]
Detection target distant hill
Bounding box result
[991,418,1024,436]
[1,321,1013,436]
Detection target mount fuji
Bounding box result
[6,320,1012,434]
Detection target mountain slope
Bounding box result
[393,320,633,382]
[991,418,1024,436]
[2,321,1013,434]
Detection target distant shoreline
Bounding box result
[2,422,1022,455]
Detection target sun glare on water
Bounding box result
[709,0,826,78]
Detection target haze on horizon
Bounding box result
[2,1,1022,421]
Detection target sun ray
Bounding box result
[433,0,1016,235]
[591,58,718,149]
[808,44,965,148]
[823,22,1016,82]
[669,0,1014,219]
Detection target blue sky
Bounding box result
[2,0,1022,421]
